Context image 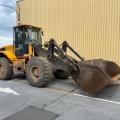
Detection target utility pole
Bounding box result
[16,0,23,25]
[0,0,23,25]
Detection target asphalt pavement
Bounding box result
[0,74,120,120]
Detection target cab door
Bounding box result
[13,27,29,57]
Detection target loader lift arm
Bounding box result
[61,41,85,61]
[45,39,85,71]
[46,39,85,61]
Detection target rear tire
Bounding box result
[0,57,13,80]
[54,70,70,79]
[26,57,53,87]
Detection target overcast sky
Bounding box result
[0,0,16,46]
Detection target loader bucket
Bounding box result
[71,59,120,94]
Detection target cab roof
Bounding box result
[13,24,42,30]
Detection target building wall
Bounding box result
[19,0,120,64]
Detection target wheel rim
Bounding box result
[0,64,4,75]
[30,66,40,82]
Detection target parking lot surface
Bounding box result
[0,74,120,120]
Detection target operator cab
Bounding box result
[13,25,43,57]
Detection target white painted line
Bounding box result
[46,88,120,105]
[0,87,19,95]
[72,93,120,105]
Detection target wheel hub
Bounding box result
[33,68,39,77]
[30,66,40,82]
[0,64,4,75]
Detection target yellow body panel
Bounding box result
[0,44,32,72]
[0,45,25,71]
[0,45,19,60]
[0,44,33,60]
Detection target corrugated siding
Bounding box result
[19,0,120,64]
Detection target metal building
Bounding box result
[18,0,120,64]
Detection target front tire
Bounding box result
[0,57,13,80]
[26,57,53,87]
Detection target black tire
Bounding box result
[0,57,13,80]
[26,57,53,87]
[54,70,70,79]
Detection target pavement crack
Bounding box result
[42,87,78,109]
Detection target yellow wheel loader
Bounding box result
[0,25,120,94]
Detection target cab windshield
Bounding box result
[14,27,42,49]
